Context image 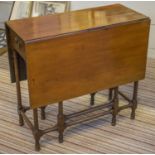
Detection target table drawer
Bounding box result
[10,30,25,59]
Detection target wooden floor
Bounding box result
[0,53,155,153]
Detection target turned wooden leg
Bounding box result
[109,88,113,101]
[33,108,40,151]
[90,93,96,106]
[131,81,138,120]
[40,106,46,120]
[57,102,65,143]
[112,87,119,126]
[13,50,24,126]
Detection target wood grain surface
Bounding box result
[0,53,155,153]
[6,3,150,109]
[6,4,148,42]
[26,20,150,108]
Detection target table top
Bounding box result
[6,4,149,43]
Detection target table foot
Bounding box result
[111,117,116,126]
[34,136,40,151]
[59,133,64,143]
[19,114,24,126]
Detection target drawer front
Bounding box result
[10,30,25,59]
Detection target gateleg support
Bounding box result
[13,50,24,126]
[131,81,139,120]
[57,102,65,143]
[33,108,41,151]
[112,87,119,126]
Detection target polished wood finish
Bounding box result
[6,4,149,42]
[26,20,150,108]
[6,3,150,83]
[6,4,150,108]
[5,4,150,151]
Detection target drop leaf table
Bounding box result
[5,4,150,151]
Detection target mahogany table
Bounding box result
[5,4,150,151]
